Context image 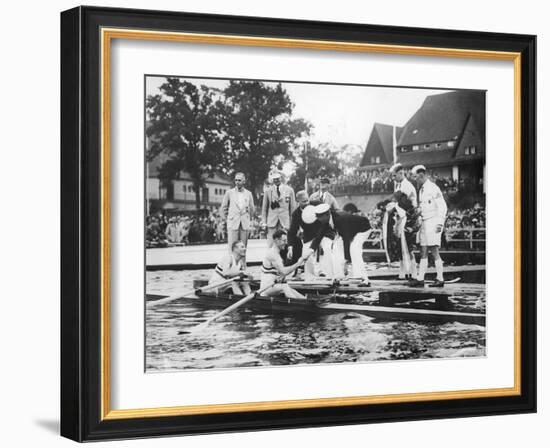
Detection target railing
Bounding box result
[330,183,484,197]
[364,227,486,250]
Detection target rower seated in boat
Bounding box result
[209,240,251,295]
[260,229,313,299]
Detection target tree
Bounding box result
[289,143,342,192]
[146,78,225,212]
[219,81,311,199]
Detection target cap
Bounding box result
[271,171,282,180]
[389,163,403,173]
[302,205,317,224]
[411,164,426,174]
[314,203,330,215]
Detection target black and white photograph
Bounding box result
[144,75,487,372]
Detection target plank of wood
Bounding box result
[319,302,485,326]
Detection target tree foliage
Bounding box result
[219,81,311,198]
[146,78,225,211]
[289,143,342,192]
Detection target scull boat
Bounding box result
[191,290,485,326]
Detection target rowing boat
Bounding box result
[247,278,485,296]
[189,291,485,326]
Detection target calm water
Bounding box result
[146,265,486,371]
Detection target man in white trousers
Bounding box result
[310,203,372,286]
[220,172,255,250]
[408,165,448,288]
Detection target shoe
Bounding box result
[429,280,445,288]
[407,279,425,287]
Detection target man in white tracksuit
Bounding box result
[408,165,448,287]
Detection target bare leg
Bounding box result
[262,283,305,299]
[417,246,429,281]
[409,252,418,278]
[431,245,444,281]
[230,283,244,295]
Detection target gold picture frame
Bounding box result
[61,6,536,441]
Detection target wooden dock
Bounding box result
[146,239,485,270]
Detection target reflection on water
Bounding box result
[146,266,486,371]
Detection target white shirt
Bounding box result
[394,177,417,207]
[418,179,447,224]
[235,189,246,209]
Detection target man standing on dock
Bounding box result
[286,191,320,279]
[390,163,417,207]
[309,177,339,210]
[262,171,296,247]
[310,204,372,286]
[389,163,418,280]
[409,165,448,288]
[220,172,255,251]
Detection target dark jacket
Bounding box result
[311,210,371,261]
[287,207,321,247]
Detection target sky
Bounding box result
[145,75,452,150]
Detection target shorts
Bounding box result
[419,218,442,247]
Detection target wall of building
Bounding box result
[147,177,161,200]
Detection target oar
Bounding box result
[182,282,278,334]
[147,276,241,308]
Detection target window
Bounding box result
[401,146,408,153]
[465,147,470,155]
[412,145,419,151]
[424,144,430,149]
[182,185,186,192]
[375,156,380,164]
[471,146,477,154]
[435,143,442,149]
[412,129,418,134]
[448,141,456,148]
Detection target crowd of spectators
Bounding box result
[146,211,266,248]
[146,177,485,248]
[445,203,486,229]
[328,168,481,195]
[331,169,394,194]
[146,213,220,248]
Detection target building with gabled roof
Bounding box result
[359,90,486,192]
[359,123,403,168]
[146,152,232,214]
